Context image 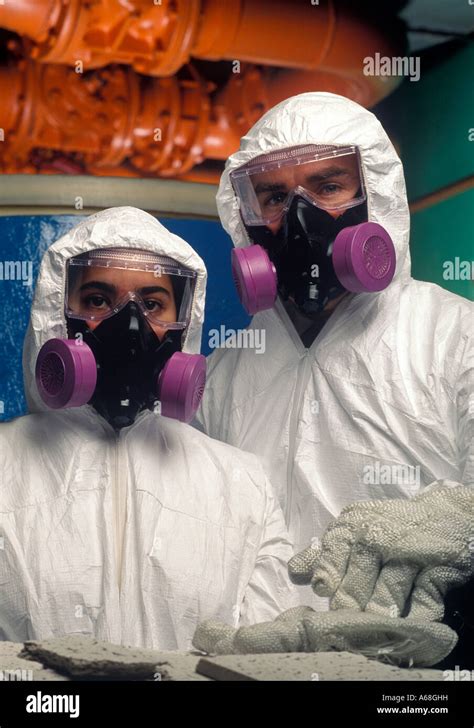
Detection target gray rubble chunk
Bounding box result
[0,641,69,681]
[196,651,446,681]
[20,636,210,680]
[151,653,211,681]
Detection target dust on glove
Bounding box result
[289,484,474,621]
[193,607,458,667]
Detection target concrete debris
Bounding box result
[0,641,69,681]
[196,651,446,681]
[20,636,210,680]
[1,637,446,681]
[149,654,211,681]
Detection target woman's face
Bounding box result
[68,266,178,340]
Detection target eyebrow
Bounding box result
[254,183,287,194]
[139,286,171,298]
[254,166,352,194]
[78,281,171,297]
[305,167,351,183]
[79,281,115,294]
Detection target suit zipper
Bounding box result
[275,295,354,530]
[114,431,127,594]
[285,352,312,525]
[274,298,312,525]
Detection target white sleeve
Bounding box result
[424,311,473,493]
[239,477,300,626]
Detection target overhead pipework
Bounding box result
[0,0,406,181]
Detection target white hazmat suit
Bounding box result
[196,93,473,611]
[0,206,297,649]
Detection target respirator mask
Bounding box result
[229,144,396,315]
[35,248,206,428]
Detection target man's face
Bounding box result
[68,266,178,340]
[251,152,361,234]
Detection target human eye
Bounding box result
[143,298,165,313]
[319,182,343,196]
[262,191,287,208]
[81,294,111,311]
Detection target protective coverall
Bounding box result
[0,206,297,649]
[196,93,473,611]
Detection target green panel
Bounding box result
[410,188,474,301]
[376,43,474,199]
[374,43,474,299]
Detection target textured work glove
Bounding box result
[289,484,474,621]
[193,607,458,667]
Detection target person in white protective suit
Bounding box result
[194,93,473,663]
[0,206,298,650]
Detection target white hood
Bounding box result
[23,206,207,414]
[217,92,411,285]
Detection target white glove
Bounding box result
[289,484,474,621]
[193,607,458,667]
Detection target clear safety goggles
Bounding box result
[65,248,196,329]
[230,144,366,227]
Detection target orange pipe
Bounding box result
[0,61,212,176]
[0,56,402,178]
[0,0,405,181]
[204,62,400,161]
[0,0,403,104]
[0,0,63,43]
[0,61,349,175]
[192,0,336,69]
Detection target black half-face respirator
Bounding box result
[35,248,206,428]
[229,144,396,315]
[246,195,371,314]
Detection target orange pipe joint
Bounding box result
[0,60,213,176]
[0,0,404,96]
[0,0,62,43]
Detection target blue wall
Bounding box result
[0,215,249,421]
